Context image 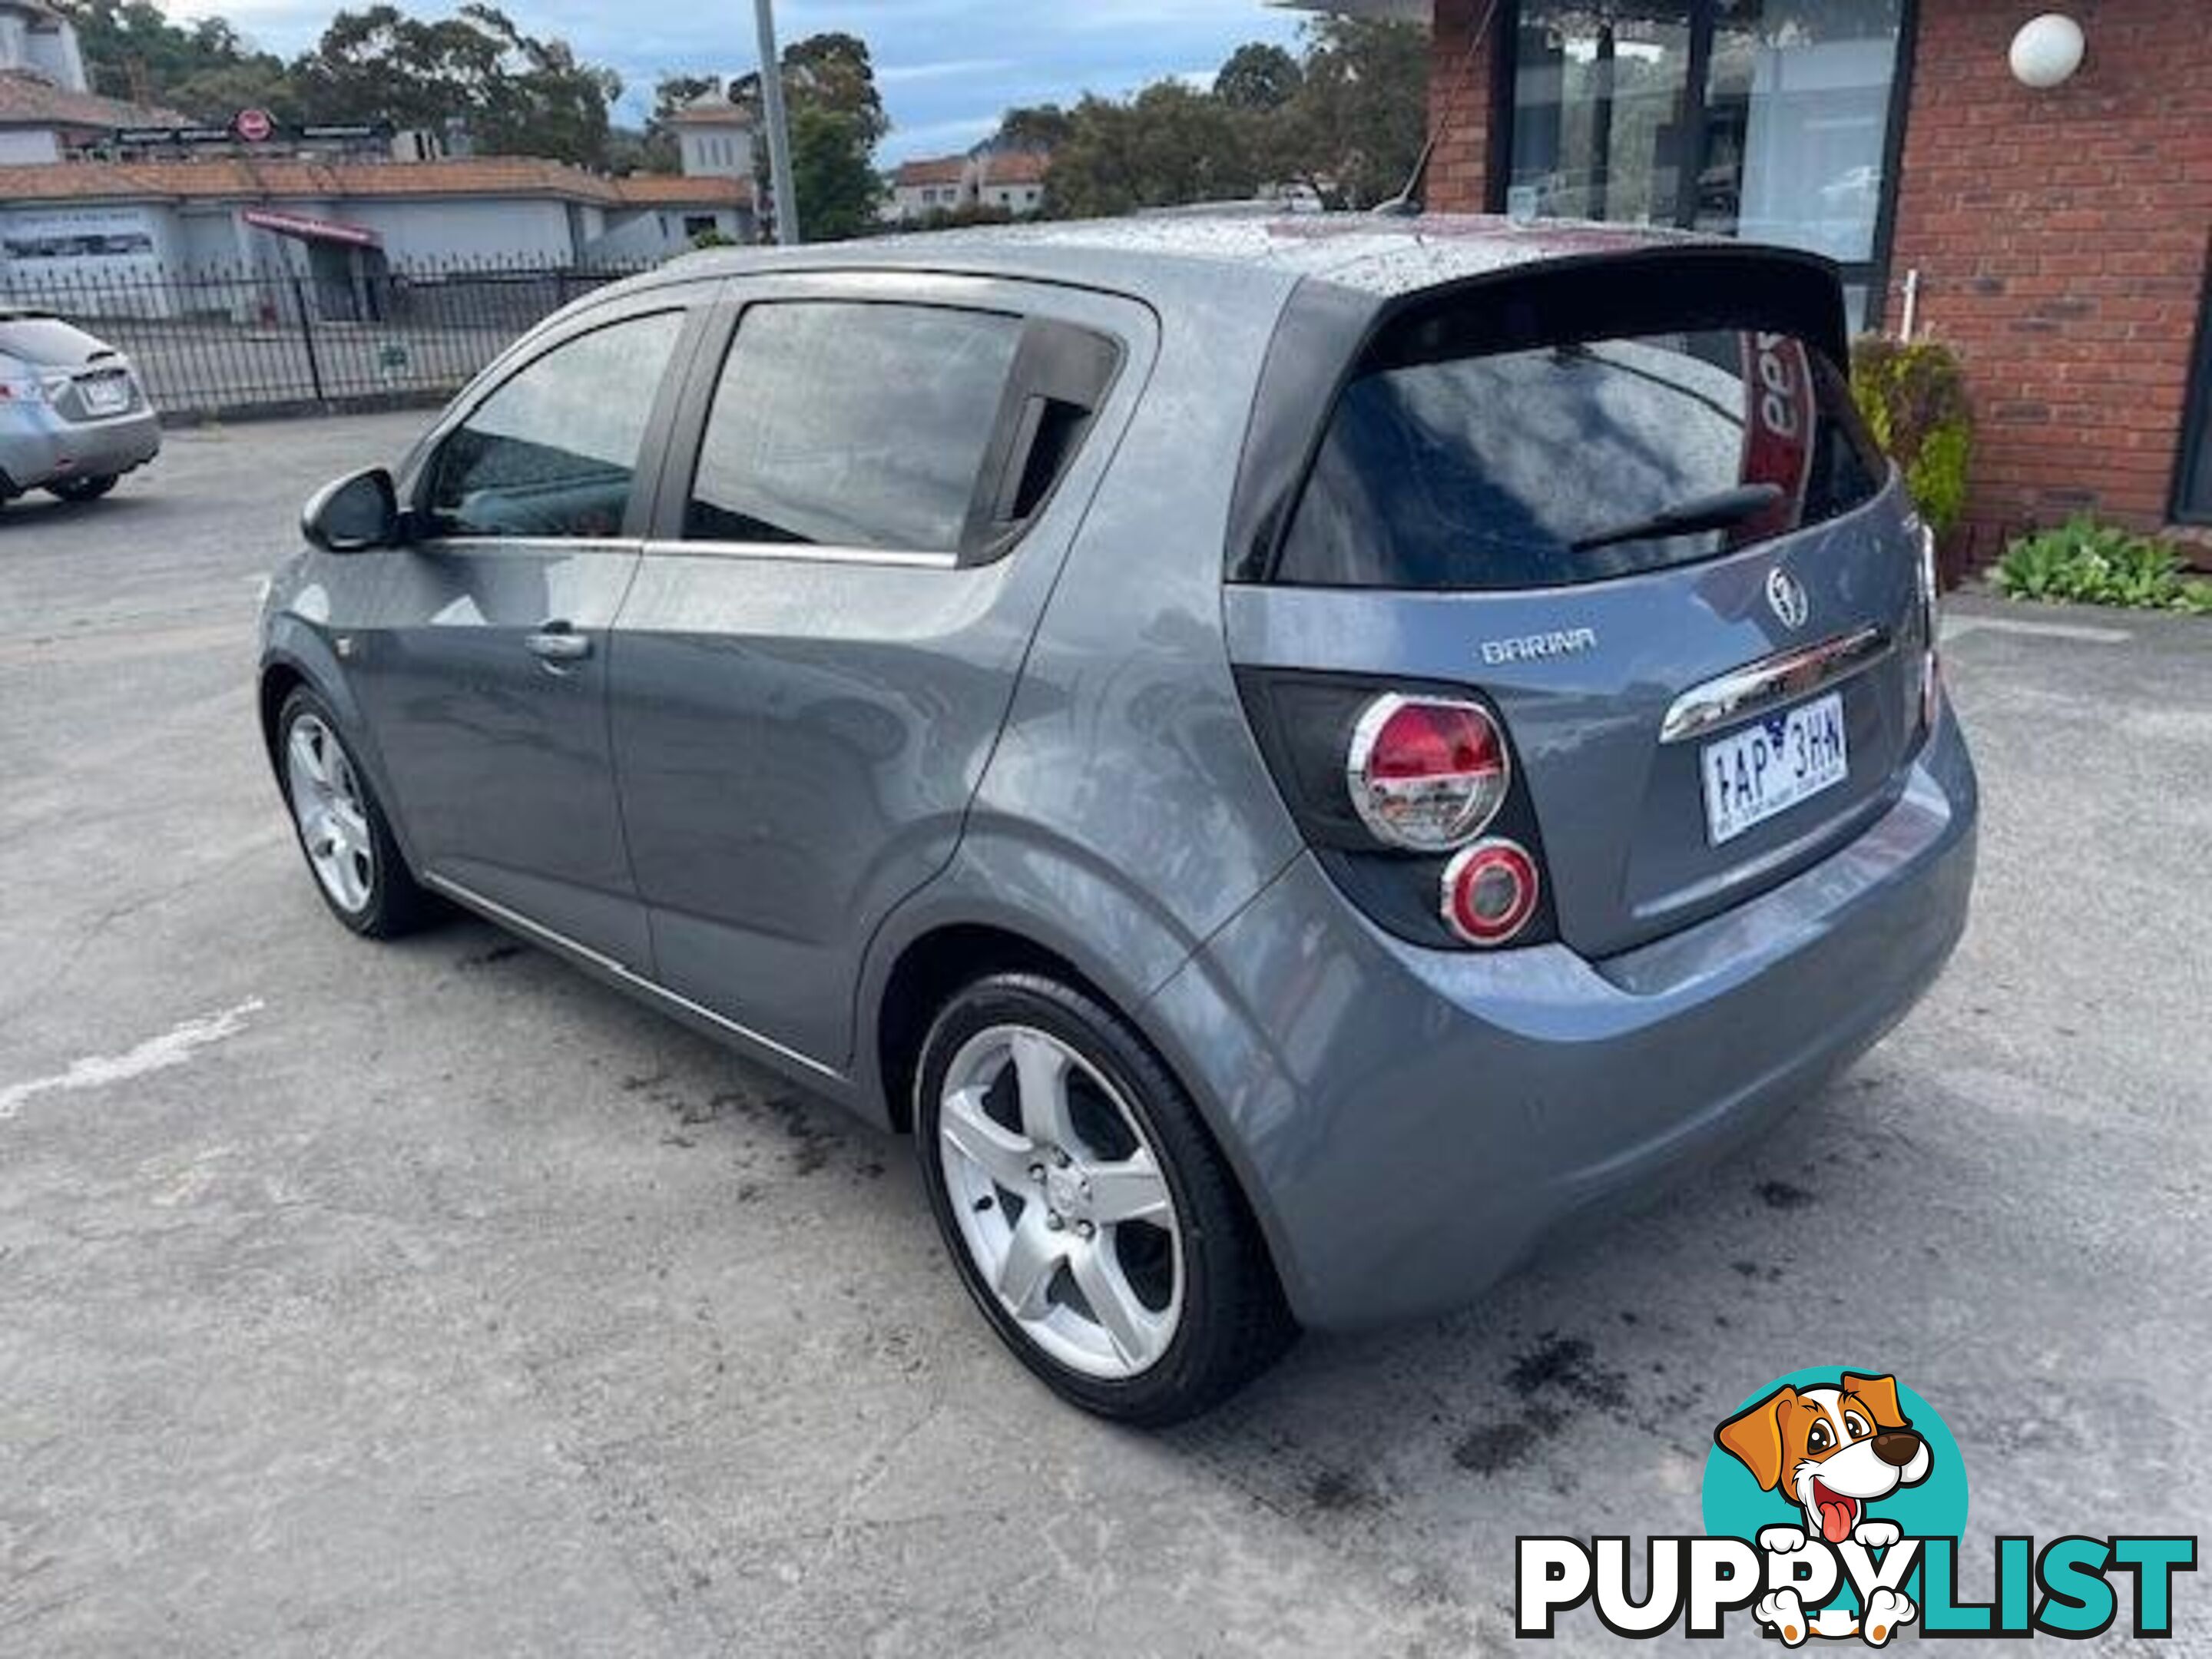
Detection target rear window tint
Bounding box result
[1277,327,1886,591]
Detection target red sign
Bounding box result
[1733,330,1816,545]
[240,207,381,248]
[233,108,275,143]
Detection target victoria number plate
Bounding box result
[1701,691,1848,845]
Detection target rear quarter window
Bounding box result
[1277,325,1886,591]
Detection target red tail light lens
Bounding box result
[1442,839,1540,946]
[1346,694,1510,851]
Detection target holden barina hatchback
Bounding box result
[261,216,1976,1424]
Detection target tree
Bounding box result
[1214,41,1303,113]
[729,31,889,240]
[1276,18,1430,207]
[290,4,619,166]
[1045,84,1263,220]
[784,106,883,240]
[58,0,296,118]
[730,29,886,143]
[994,103,1072,153]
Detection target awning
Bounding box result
[240,207,381,249]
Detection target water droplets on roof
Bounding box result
[875,210,1714,296]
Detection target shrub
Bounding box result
[1850,336,1974,542]
[1994,517,2212,614]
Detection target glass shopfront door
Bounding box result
[1507,1,1908,326]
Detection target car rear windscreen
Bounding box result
[0,318,107,366]
[1276,324,1887,591]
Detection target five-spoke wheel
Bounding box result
[274,687,435,939]
[916,973,1294,1424]
[285,710,376,915]
[938,1024,1183,1378]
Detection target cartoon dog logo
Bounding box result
[1715,1372,1932,1646]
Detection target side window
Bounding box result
[427,310,685,540]
[685,302,1023,553]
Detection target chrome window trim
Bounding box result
[1659,624,1893,745]
[420,872,845,1083]
[640,537,959,570]
[411,536,641,558]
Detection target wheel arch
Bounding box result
[860,882,1300,1323]
[257,631,421,873]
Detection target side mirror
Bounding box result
[302,466,401,553]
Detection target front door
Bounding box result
[349,296,698,965]
[609,274,1149,1068]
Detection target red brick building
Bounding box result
[1306,1,2212,553]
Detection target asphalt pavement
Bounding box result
[2,414,2206,1655]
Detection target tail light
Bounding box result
[1235,669,1557,952]
[1346,694,1509,850]
[1442,839,1541,946]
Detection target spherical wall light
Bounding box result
[2009,14,2086,89]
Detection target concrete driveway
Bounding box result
[2,416,2206,1655]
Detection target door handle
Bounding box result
[525,625,592,664]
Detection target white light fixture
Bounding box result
[2009,13,2086,89]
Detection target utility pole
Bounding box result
[752,0,802,244]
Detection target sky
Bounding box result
[197,0,1315,162]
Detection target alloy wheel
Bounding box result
[936,1024,1184,1379]
[285,713,376,914]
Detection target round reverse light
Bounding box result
[1442,838,1540,947]
[1346,694,1510,851]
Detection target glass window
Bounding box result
[1702,0,1904,263]
[686,302,1022,552]
[427,311,684,539]
[1510,3,1694,226]
[1508,1,1904,306]
[1278,325,1885,591]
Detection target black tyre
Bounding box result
[47,474,118,502]
[275,687,439,939]
[915,972,1295,1426]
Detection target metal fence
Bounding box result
[0,257,657,419]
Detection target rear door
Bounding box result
[608,273,1149,1068]
[350,287,708,963]
[1226,251,1934,959]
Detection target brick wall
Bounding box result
[1423,0,2212,550]
[1425,0,1499,215]
[1887,0,2212,548]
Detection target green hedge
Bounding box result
[1850,336,1974,542]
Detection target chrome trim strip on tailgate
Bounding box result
[1660,624,1893,745]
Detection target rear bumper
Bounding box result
[1146,702,1978,1332]
[0,406,161,493]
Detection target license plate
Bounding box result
[81,375,129,414]
[1701,691,1848,845]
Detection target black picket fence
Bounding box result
[0,257,658,418]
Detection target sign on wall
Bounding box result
[0,205,161,264]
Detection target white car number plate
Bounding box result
[1701,691,1848,846]
[81,375,130,414]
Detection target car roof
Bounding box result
[660,210,1738,312]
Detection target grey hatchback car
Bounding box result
[260,215,1976,1423]
[0,307,161,505]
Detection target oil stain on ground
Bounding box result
[1452,1333,1629,1476]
